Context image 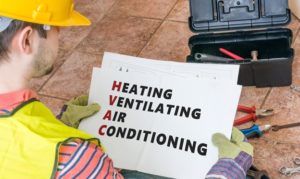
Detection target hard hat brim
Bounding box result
[52,11,91,26]
[0,10,91,27]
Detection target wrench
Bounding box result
[279,166,300,176]
[279,157,300,176]
[271,122,300,132]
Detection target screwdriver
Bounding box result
[240,124,272,138]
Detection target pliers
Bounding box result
[234,105,274,126]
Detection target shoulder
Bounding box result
[55,138,123,179]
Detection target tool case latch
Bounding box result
[219,0,258,21]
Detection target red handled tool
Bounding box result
[234,105,274,126]
[219,48,244,60]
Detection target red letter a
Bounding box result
[103,110,112,120]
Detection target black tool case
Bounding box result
[186,0,294,87]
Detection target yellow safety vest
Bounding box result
[0,99,101,179]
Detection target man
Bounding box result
[0,0,253,178]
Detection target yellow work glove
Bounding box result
[206,127,253,179]
[214,127,253,159]
[57,95,100,128]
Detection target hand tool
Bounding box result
[290,85,300,93]
[251,50,258,61]
[279,158,300,176]
[240,124,272,138]
[194,53,235,63]
[234,105,274,126]
[279,166,300,176]
[271,122,300,132]
[294,157,300,165]
[246,165,270,179]
[219,48,244,60]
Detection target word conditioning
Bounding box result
[99,81,207,156]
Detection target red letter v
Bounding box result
[109,95,118,105]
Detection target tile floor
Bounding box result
[30,0,300,178]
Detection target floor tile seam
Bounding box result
[165,19,188,24]
[59,0,118,52]
[106,0,120,13]
[86,0,120,25]
[135,21,163,56]
[38,94,69,101]
[292,26,300,45]
[137,0,180,56]
[253,139,300,147]
[118,14,165,21]
[105,0,121,18]
[259,87,272,109]
[95,0,123,23]
[74,48,104,55]
[73,14,186,56]
[119,15,189,24]
[105,0,180,22]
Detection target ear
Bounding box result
[17,26,35,54]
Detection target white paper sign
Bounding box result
[79,67,241,178]
[101,52,240,84]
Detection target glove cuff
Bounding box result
[206,151,252,179]
[56,105,68,119]
[234,151,253,172]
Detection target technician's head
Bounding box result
[0,0,90,78]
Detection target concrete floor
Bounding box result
[30,0,300,178]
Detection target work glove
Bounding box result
[206,127,253,179]
[57,95,100,128]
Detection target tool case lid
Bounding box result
[189,0,291,32]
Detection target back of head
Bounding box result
[0,18,47,60]
[0,0,91,60]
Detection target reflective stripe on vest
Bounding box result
[0,99,101,178]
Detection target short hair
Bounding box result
[0,20,47,59]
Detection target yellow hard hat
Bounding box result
[0,0,91,27]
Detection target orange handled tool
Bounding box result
[234,105,274,126]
